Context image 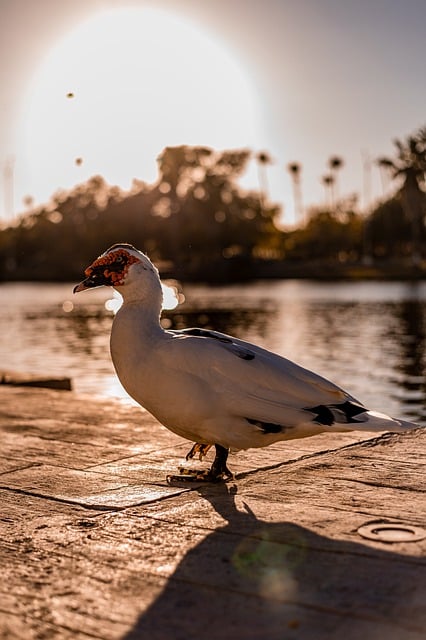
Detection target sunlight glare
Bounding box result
[162,282,184,311]
[104,282,182,313]
[105,291,123,314]
[17,8,261,205]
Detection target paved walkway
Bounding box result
[1,386,425,639]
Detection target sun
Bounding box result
[17,8,261,207]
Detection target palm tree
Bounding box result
[328,155,344,206]
[322,174,335,209]
[377,127,426,263]
[255,151,272,215]
[287,162,304,225]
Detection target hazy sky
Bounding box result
[1,0,425,223]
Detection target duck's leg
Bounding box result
[168,444,233,483]
[185,442,212,461]
[209,444,233,481]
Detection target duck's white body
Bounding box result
[74,244,419,475]
[110,300,416,451]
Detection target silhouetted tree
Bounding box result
[322,174,335,209]
[286,203,362,262]
[367,197,411,259]
[287,162,304,225]
[328,155,344,205]
[255,151,272,215]
[0,146,283,282]
[377,126,426,262]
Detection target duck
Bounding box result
[74,243,420,481]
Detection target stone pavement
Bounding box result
[1,386,425,640]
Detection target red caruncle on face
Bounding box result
[85,249,140,286]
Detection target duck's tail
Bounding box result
[354,409,420,433]
[307,400,421,433]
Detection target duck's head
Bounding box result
[74,244,162,303]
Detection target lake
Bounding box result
[1,280,425,424]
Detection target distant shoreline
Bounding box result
[2,259,426,285]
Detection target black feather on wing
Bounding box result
[306,400,367,425]
[178,328,256,360]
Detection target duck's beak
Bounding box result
[73,271,110,293]
[73,278,93,293]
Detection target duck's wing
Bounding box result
[166,327,365,429]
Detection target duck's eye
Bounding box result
[115,255,125,264]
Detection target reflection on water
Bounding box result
[0,280,425,424]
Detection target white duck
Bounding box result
[74,243,420,481]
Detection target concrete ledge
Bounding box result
[0,370,72,390]
[1,386,425,639]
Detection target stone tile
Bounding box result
[0,464,191,509]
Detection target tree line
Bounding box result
[0,126,425,282]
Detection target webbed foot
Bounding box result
[167,444,233,484]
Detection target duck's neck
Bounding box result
[114,297,164,339]
[110,297,165,400]
[110,301,163,410]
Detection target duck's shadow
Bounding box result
[124,484,422,640]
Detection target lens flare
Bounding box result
[232,528,307,602]
[62,300,74,312]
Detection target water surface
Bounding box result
[1,280,425,424]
